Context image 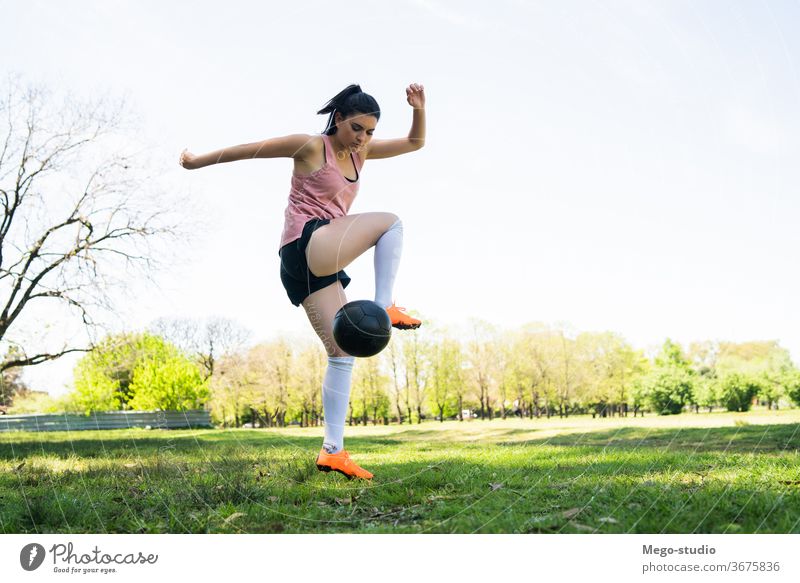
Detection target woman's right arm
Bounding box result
[179,134,312,169]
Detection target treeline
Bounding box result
[9,319,800,426]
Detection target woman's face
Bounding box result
[334,112,378,153]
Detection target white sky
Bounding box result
[2,0,799,396]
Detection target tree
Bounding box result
[714,341,794,410]
[0,345,29,407]
[693,375,720,413]
[126,344,209,411]
[718,372,762,413]
[72,332,207,414]
[385,335,407,423]
[289,343,325,427]
[208,352,252,428]
[0,73,192,374]
[351,356,390,425]
[784,370,800,408]
[245,340,292,427]
[464,318,499,420]
[513,324,568,418]
[495,335,517,419]
[576,332,649,418]
[638,339,696,415]
[426,337,462,422]
[148,316,251,380]
[553,327,580,417]
[643,367,694,415]
[401,328,429,424]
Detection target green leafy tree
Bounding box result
[784,370,800,408]
[127,347,209,410]
[643,368,694,415]
[718,372,762,412]
[426,338,462,421]
[693,375,720,413]
[72,360,123,414]
[641,339,696,415]
[72,332,207,414]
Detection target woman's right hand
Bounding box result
[179,148,199,169]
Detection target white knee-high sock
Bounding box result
[374,219,403,309]
[322,355,355,454]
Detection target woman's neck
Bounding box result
[329,133,350,158]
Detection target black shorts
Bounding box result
[278,217,351,307]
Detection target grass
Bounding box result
[1,408,799,533]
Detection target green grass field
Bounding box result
[2,408,799,533]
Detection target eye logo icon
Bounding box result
[20,543,46,571]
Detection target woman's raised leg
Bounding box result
[306,211,421,329]
[305,212,398,278]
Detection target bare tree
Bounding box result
[149,316,252,379]
[0,73,194,373]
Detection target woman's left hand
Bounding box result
[406,83,425,109]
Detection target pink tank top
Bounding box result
[279,133,363,249]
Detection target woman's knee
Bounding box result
[384,212,400,226]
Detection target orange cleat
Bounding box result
[385,302,422,330]
[316,448,374,480]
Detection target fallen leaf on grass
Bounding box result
[489,482,504,491]
[267,496,279,503]
[599,516,618,524]
[14,462,25,472]
[335,497,351,505]
[123,463,138,468]
[562,507,583,519]
[223,512,245,525]
[569,522,596,533]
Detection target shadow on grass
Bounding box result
[496,423,800,453]
[2,423,799,460]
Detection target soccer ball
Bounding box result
[332,300,392,357]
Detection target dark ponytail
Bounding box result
[317,83,381,135]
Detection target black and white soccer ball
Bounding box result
[332,300,392,357]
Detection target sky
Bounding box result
[1,0,798,396]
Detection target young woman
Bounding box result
[179,83,426,480]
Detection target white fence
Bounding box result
[0,410,213,432]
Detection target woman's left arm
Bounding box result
[365,84,426,159]
[407,83,426,149]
